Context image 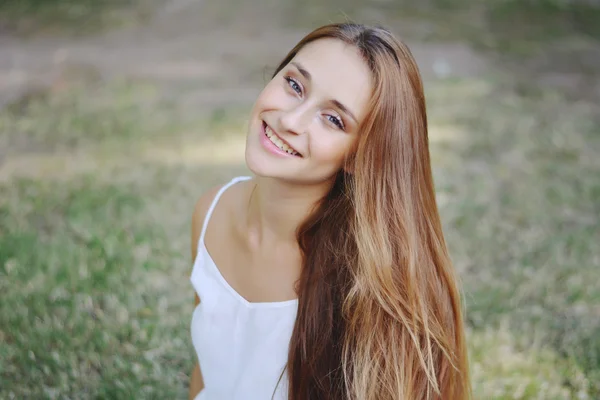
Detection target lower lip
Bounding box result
[259,122,299,158]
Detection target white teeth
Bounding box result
[264,123,299,156]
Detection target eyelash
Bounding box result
[327,115,344,130]
[284,76,302,95]
[284,75,345,131]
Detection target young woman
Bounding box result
[189,23,471,400]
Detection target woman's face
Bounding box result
[245,38,373,184]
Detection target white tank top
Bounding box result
[190,176,299,400]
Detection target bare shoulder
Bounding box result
[191,184,225,257]
[191,177,254,258]
[190,178,253,305]
[190,184,224,306]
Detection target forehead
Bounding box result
[291,38,373,122]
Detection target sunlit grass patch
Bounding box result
[0,177,193,399]
[1,79,250,154]
[469,326,591,399]
[1,79,168,152]
[0,78,252,185]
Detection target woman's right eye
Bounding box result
[284,76,302,95]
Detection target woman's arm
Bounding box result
[189,185,223,400]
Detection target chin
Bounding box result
[244,141,274,177]
[244,151,265,176]
[245,153,290,179]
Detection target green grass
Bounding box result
[484,0,600,47]
[259,0,600,57]
[428,82,600,398]
[0,177,193,398]
[469,326,590,399]
[0,0,156,37]
[0,80,166,151]
[0,80,249,398]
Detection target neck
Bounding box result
[246,176,332,247]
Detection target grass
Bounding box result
[483,0,600,50]
[0,79,250,159]
[0,0,157,37]
[1,80,164,151]
[268,0,600,56]
[3,0,599,46]
[0,177,192,398]
[428,80,600,398]
[468,326,590,399]
[0,80,252,398]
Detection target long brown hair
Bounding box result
[273,23,471,399]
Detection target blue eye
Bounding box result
[327,115,344,130]
[284,76,302,95]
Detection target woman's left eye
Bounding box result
[327,115,344,130]
[285,76,302,95]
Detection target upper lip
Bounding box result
[264,121,302,156]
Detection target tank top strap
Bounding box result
[198,176,253,247]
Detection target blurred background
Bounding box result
[0,0,599,398]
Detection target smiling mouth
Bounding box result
[262,121,301,157]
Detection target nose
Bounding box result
[278,103,311,136]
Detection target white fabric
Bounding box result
[190,176,298,400]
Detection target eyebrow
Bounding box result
[290,61,358,124]
[331,99,357,124]
[291,61,311,81]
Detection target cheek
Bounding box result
[253,79,287,111]
[311,134,353,164]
